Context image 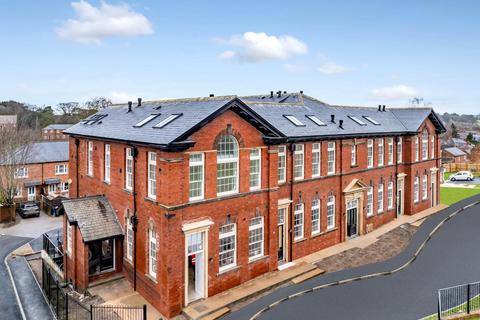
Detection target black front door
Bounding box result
[347,207,358,237]
[278,225,284,262]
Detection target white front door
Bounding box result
[186,231,206,304]
[27,186,36,201]
[396,178,404,216]
[431,172,437,207]
[277,207,288,264]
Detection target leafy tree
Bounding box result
[84,97,112,110]
[57,102,80,116]
[451,123,458,138]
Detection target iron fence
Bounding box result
[91,304,147,320]
[438,281,480,319]
[43,232,64,272]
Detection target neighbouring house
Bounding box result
[63,92,446,318]
[0,115,17,127]
[442,147,468,163]
[12,141,70,203]
[43,124,73,141]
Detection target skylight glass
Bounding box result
[363,116,380,125]
[284,115,305,126]
[348,116,367,126]
[306,115,326,126]
[134,114,160,127]
[153,114,182,128]
[82,114,107,125]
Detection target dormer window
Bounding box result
[284,115,305,126]
[154,114,182,128]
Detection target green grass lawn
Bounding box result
[420,294,480,319]
[440,187,480,205]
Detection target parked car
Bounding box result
[450,171,474,181]
[16,202,40,218]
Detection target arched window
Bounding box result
[217,135,239,195]
[422,129,429,160]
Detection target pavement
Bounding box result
[0,234,33,320]
[221,195,480,320]
[0,211,63,238]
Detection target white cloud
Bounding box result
[371,85,419,100]
[317,62,352,75]
[109,91,136,104]
[56,1,153,44]
[218,32,308,63]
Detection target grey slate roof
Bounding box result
[444,147,467,157]
[65,92,446,147]
[63,196,124,242]
[43,124,73,130]
[25,141,69,164]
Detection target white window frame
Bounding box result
[293,203,304,240]
[327,195,335,229]
[422,175,428,200]
[415,136,419,162]
[87,141,93,176]
[61,182,69,192]
[66,224,73,256]
[312,143,321,177]
[351,143,357,166]
[414,177,420,203]
[378,139,384,167]
[217,135,239,196]
[431,136,435,159]
[327,142,335,175]
[284,115,305,126]
[387,138,394,165]
[293,144,304,180]
[422,129,429,160]
[126,216,133,261]
[148,228,157,278]
[189,153,204,201]
[104,144,111,183]
[278,145,286,184]
[147,152,157,200]
[387,181,394,209]
[48,183,57,194]
[125,148,133,191]
[249,148,261,190]
[55,164,68,175]
[248,217,264,261]
[397,137,403,163]
[367,139,374,168]
[378,183,384,214]
[14,167,28,179]
[311,199,320,235]
[219,223,236,272]
[366,186,373,217]
[14,186,22,197]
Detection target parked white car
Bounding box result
[450,171,474,181]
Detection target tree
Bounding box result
[85,97,112,110]
[451,123,458,138]
[0,124,36,206]
[466,132,478,145]
[57,102,80,116]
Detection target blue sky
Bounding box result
[0,0,479,113]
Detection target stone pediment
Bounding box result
[343,178,368,194]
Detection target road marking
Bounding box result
[4,254,27,320]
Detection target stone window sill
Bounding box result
[144,197,158,204]
[248,255,268,265]
[293,237,307,244]
[217,265,241,276]
[145,273,158,284]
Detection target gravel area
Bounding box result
[315,223,418,272]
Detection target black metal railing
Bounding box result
[91,304,147,320]
[438,281,480,319]
[43,232,64,271]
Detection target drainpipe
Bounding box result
[132,147,139,291]
[339,139,343,242]
[75,138,80,197]
[394,136,400,217]
[289,143,294,262]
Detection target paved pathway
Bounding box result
[222,195,480,320]
[0,234,32,320]
[0,211,62,238]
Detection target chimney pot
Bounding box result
[339,119,344,128]
[209,94,214,97]
[277,91,282,98]
[331,114,335,123]
[382,105,386,112]
[378,105,382,111]
[127,101,132,112]
[270,91,274,98]
[137,98,142,107]
[283,91,287,94]
[300,90,303,94]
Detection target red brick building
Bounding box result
[12,141,70,202]
[43,124,72,141]
[63,93,446,318]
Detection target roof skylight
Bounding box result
[306,115,326,126]
[348,116,366,126]
[363,116,380,125]
[284,115,305,126]
[153,114,182,128]
[134,114,160,127]
[82,114,108,125]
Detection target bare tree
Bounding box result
[57,102,80,116]
[0,124,36,206]
[84,97,112,110]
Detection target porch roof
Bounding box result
[62,196,123,243]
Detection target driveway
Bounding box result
[0,234,32,320]
[223,195,480,320]
[0,211,63,238]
